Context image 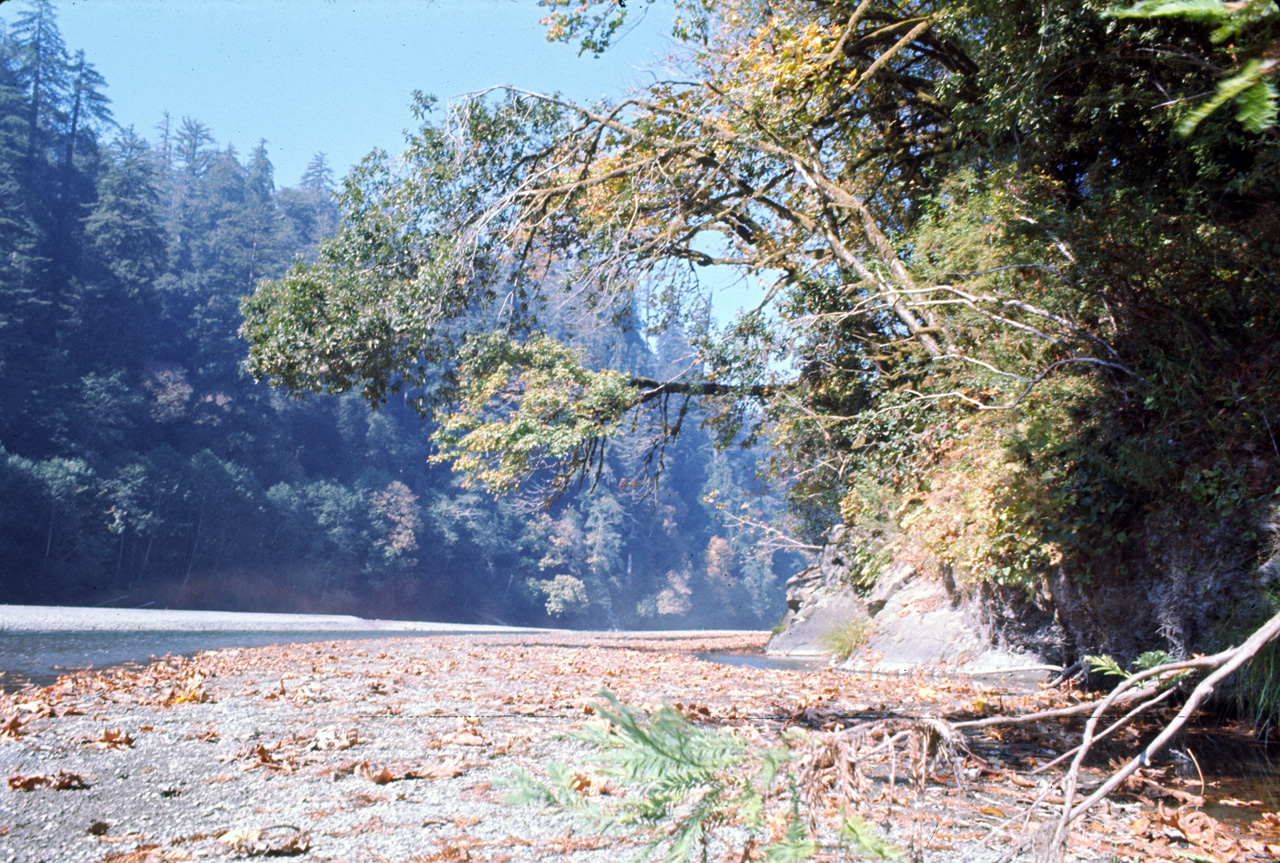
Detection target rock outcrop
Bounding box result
[767,528,1055,682]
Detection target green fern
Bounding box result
[1085,650,1192,688]
[505,690,903,863]
[1084,653,1129,681]
[1133,649,1176,672]
[839,815,908,862]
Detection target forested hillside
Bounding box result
[245,0,1279,676]
[0,1,792,628]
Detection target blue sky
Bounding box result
[50,0,675,187]
[41,0,763,321]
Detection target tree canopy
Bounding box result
[244,0,1280,660]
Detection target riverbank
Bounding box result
[1,627,1273,862]
[0,604,556,688]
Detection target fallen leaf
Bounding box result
[0,715,25,740]
[92,728,135,749]
[307,726,359,751]
[7,770,90,791]
[218,825,310,857]
[166,684,213,706]
[357,761,397,785]
[440,728,490,747]
[97,847,192,862]
[405,758,468,780]
[16,700,55,718]
[218,828,261,845]
[570,773,612,797]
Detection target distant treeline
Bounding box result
[0,1,793,627]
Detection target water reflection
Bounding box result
[698,651,829,671]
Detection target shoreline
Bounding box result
[0,605,765,688]
[0,628,1211,862]
[0,603,755,636]
[0,603,549,634]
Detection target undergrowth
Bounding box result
[1232,589,1280,733]
[505,691,906,862]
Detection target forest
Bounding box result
[244,0,1280,678]
[0,1,795,629]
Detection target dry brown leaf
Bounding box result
[440,728,490,747]
[91,728,135,749]
[217,826,310,857]
[569,772,612,797]
[355,757,465,784]
[356,761,397,785]
[404,758,468,781]
[307,726,359,751]
[16,700,55,718]
[7,769,90,791]
[0,715,25,740]
[235,742,293,773]
[97,847,192,862]
[165,681,213,706]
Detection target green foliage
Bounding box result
[531,573,590,617]
[430,333,638,497]
[1221,587,1280,729]
[246,0,1280,663]
[838,815,907,862]
[1236,637,1280,731]
[0,5,795,625]
[508,691,901,863]
[1108,0,1279,134]
[1084,650,1191,687]
[1084,653,1130,682]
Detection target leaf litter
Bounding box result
[0,630,1275,861]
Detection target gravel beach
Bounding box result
[0,607,1252,863]
[0,612,787,863]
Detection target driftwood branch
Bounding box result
[808,609,1280,862]
[1031,608,1280,861]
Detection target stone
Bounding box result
[767,529,1055,685]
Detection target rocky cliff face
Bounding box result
[1036,503,1280,664]
[769,505,1280,677]
[767,527,1054,680]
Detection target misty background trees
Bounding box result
[0,2,793,628]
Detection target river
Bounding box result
[0,604,796,688]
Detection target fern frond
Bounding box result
[507,690,873,862]
[1085,653,1129,680]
